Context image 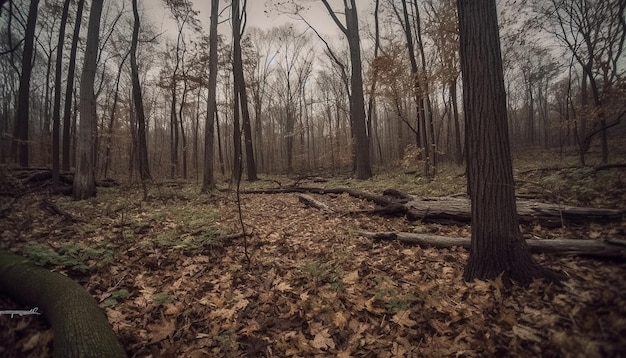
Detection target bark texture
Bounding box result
[201,0,219,192]
[0,250,126,357]
[73,0,104,200]
[458,0,559,285]
[12,0,39,167]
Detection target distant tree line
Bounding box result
[0,0,624,191]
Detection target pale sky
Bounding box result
[143,0,348,40]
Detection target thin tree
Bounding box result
[131,0,151,187]
[73,0,104,200]
[321,0,373,179]
[457,0,562,285]
[202,0,219,192]
[12,0,40,167]
[394,0,430,176]
[533,0,626,164]
[52,0,72,187]
[63,0,85,171]
[231,0,257,181]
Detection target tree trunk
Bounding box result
[62,0,85,172]
[458,0,561,285]
[73,0,104,200]
[12,0,39,167]
[179,76,188,179]
[0,250,126,358]
[52,0,72,187]
[231,0,257,181]
[103,50,130,178]
[321,0,372,179]
[202,0,219,192]
[450,78,463,165]
[131,0,151,182]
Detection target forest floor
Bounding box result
[1,148,626,357]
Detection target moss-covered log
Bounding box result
[0,250,126,358]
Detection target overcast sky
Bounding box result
[142,0,351,40]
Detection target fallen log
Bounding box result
[298,194,335,213]
[403,196,624,227]
[244,186,392,206]
[357,230,626,259]
[0,250,127,357]
[246,186,624,227]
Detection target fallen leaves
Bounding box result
[1,183,625,357]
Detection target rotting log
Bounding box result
[357,231,626,259]
[0,250,127,358]
[403,196,624,227]
[247,186,624,227]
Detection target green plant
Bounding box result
[102,289,131,307]
[299,260,345,291]
[22,242,115,273]
[153,293,176,305]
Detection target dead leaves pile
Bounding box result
[1,187,625,357]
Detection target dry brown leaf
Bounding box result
[311,328,336,350]
[512,324,542,343]
[333,311,348,329]
[274,281,293,292]
[148,319,176,344]
[343,270,359,284]
[392,310,417,327]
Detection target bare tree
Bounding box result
[73,0,104,200]
[457,0,562,285]
[321,0,372,179]
[202,0,219,192]
[272,25,314,172]
[231,0,257,181]
[12,0,39,167]
[131,0,151,187]
[62,0,85,172]
[52,0,72,187]
[533,0,626,164]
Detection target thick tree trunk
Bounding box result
[0,251,126,357]
[458,0,561,285]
